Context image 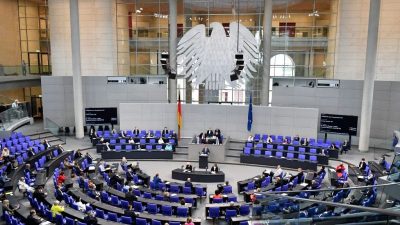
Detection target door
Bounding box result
[28,52,50,74]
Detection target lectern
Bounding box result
[199,154,208,169]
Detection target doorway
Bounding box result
[28,52,51,75]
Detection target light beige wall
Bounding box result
[49,0,117,76]
[0,0,21,67]
[335,0,400,81]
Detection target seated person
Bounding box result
[282,138,290,145]
[162,127,169,136]
[84,210,98,225]
[206,128,214,138]
[359,158,367,171]
[340,140,351,154]
[64,158,73,169]
[74,150,83,159]
[185,162,193,172]
[26,209,45,225]
[201,145,210,155]
[366,172,375,185]
[125,188,138,202]
[309,180,320,190]
[315,165,326,178]
[293,135,300,142]
[184,178,193,188]
[266,136,273,144]
[27,147,36,157]
[273,165,284,179]
[33,186,47,203]
[57,171,66,186]
[120,130,126,138]
[153,173,162,188]
[213,190,222,199]
[379,156,387,168]
[290,168,304,183]
[330,143,338,150]
[158,137,164,144]
[225,201,238,214]
[165,142,173,151]
[50,200,64,218]
[105,142,111,151]
[300,138,309,146]
[210,163,219,173]
[247,135,254,142]
[124,205,138,224]
[336,163,346,178]
[24,163,36,178]
[128,137,135,144]
[274,177,283,188]
[18,177,34,195]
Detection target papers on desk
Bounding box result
[40,222,52,225]
[211,171,216,174]
[254,177,259,180]
[184,170,191,173]
[300,183,308,187]
[357,176,365,179]
[131,185,139,189]
[88,166,96,171]
[170,193,177,196]
[165,181,170,185]
[222,195,228,198]
[329,168,336,172]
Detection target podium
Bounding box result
[199,154,208,169]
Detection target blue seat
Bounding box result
[170,195,179,203]
[298,154,306,160]
[212,198,223,203]
[287,153,294,159]
[111,195,120,206]
[183,187,192,194]
[245,182,255,191]
[254,134,260,142]
[310,155,317,162]
[265,151,272,157]
[277,145,284,150]
[246,142,253,147]
[276,151,283,158]
[147,203,158,214]
[170,185,179,193]
[120,216,132,224]
[239,205,250,216]
[223,185,232,194]
[299,147,306,153]
[184,197,194,205]
[120,200,129,209]
[195,186,206,197]
[288,146,294,151]
[107,212,118,222]
[95,209,106,219]
[115,145,122,151]
[152,219,162,225]
[228,196,237,202]
[209,207,220,219]
[261,177,270,187]
[136,218,147,225]
[267,144,273,149]
[254,149,261,155]
[177,207,188,217]
[225,209,237,222]
[126,145,133,150]
[133,201,143,212]
[162,205,172,216]
[144,192,152,199]
[310,148,317,154]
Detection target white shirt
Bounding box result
[76,201,86,212]
[128,139,134,144]
[158,138,164,144]
[274,168,283,178]
[247,136,253,142]
[99,164,105,172]
[11,102,18,108]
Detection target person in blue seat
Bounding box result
[340,140,351,154]
[184,178,193,188]
[162,127,169,136]
[358,158,367,171]
[379,156,387,168]
[153,173,162,188]
[165,142,173,151]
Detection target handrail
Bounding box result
[259,192,400,218]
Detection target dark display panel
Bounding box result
[85,108,117,124]
[320,114,358,136]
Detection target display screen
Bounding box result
[85,108,118,124]
[320,113,358,136]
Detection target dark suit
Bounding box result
[84,215,98,225]
[33,190,47,203]
[359,161,367,170]
[185,165,193,171]
[201,148,210,155]
[125,191,137,203]
[211,166,219,173]
[206,130,213,137]
[133,129,140,136]
[26,215,43,225]
[124,210,137,223]
[162,129,169,136]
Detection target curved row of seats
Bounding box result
[250,134,343,148]
[97,129,175,139]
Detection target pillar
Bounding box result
[359,0,381,152]
[260,0,273,106]
[168,0,177,103]
[70,0,84,139]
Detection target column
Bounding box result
[260,0,273,106]
[359,0,381,152]
[70,0,84,139]
[168,0,177,103]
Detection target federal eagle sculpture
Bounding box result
[177,22,260,90]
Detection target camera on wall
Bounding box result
[160,51,176,80]
[230,53,244,81]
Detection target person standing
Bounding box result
[21,60,27,76]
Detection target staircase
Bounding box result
[26,130,66,146]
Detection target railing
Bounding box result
[44,117,66,145]
[247,181,400,224]
[0,105,29,130]
[0,65,52,76]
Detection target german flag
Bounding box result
[177,93,182,139]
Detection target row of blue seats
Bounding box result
[107,138,176,145]
[243,148,319,162]
[97,129,175,139]
[244,145,322,154]
[251,134,342,147]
